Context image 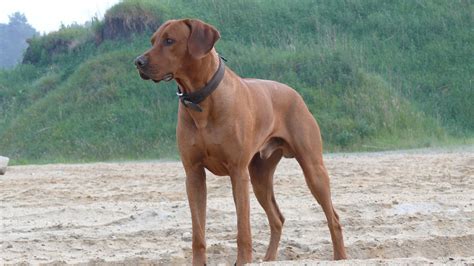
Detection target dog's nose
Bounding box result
[135,55,148,68]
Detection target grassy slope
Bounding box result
[0,0,472,163]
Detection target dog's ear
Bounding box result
[184,19,220,59]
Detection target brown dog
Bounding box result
[135,19,347,265]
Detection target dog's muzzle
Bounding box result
[135,55,174,83]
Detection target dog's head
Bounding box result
[135,19,220,83]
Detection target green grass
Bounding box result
[0,0,472,164]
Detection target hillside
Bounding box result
[0,0,472,163]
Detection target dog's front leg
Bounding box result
[185,167,207,265]
[230,169,253,265]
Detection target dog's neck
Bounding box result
[175,50,229,128]
[175,50,220,94]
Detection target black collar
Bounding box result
[177,57,225,112]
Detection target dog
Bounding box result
[135,18,347,265]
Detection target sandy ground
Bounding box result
[1,147,473,265]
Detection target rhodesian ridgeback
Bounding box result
[135,19,347,265]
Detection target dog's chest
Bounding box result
[191,127,243,176]
[203,156,229,176]
[191,142,230,176]
[197,140,231,176]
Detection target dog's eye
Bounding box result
[163,38,175,46]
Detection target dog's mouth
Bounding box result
[160,73,174,82]
[138,71,174,83]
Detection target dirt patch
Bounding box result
[1,148,473,264]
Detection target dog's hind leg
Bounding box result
[282,101,347,260]
[249,150,285,261]
[295,150,347,260]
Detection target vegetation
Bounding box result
[0,0,472,164]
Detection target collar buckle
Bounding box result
[176,56,225,112]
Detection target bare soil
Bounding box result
[1,147,473,265]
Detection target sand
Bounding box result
[1,147,473,265]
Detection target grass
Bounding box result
[0,0,472,164]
